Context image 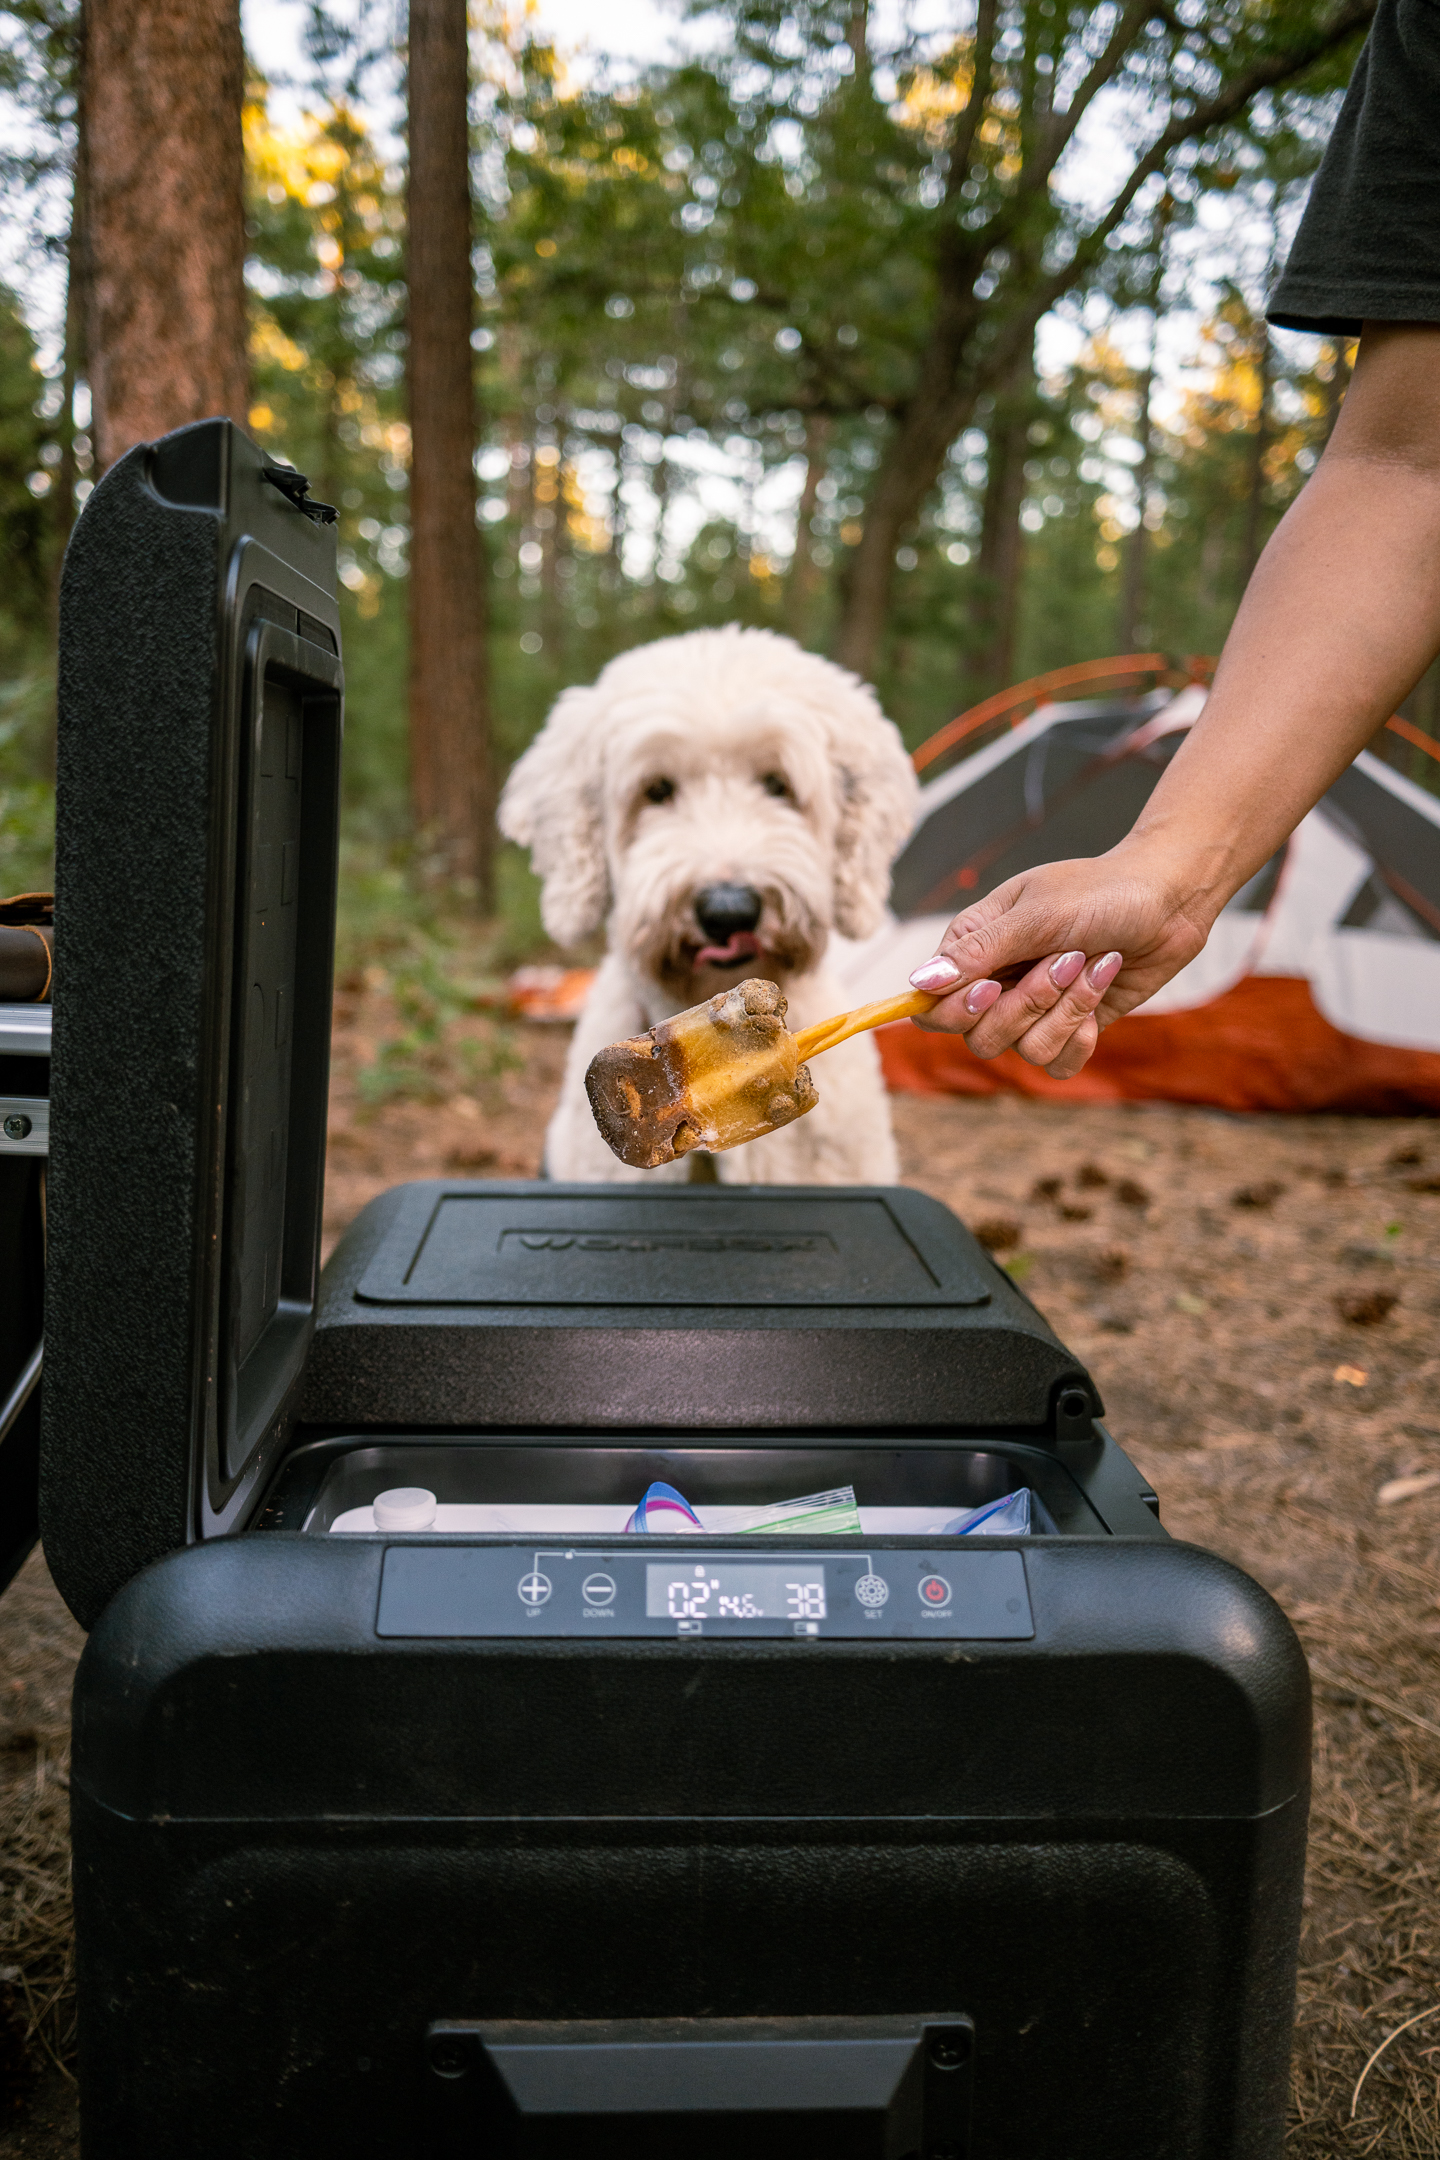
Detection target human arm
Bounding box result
[910,321,1440,1076]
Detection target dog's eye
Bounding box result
[644,777,676,805]
[760,772,793,801]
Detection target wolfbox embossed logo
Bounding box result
[500,1229,836,1257]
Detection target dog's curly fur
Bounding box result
[500,625,919,1182]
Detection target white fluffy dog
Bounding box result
[499,625,920,1184]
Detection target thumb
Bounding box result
[936,878,1056,979]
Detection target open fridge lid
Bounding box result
[42,419,344,1627]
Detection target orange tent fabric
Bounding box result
[876,974,1440,1117]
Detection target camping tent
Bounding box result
[839,685,1440,1116]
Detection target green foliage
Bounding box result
[336,579,408,824]
[0,292,51,634]
[354,945,522,1106]
[335,835,547,1103]
[456,0,1368,747]
[0,675,55,893]
[244,89,409,594]
[0,285,59,889]
[2,0,1425,928]
[335,834,547,976]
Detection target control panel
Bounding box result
[376,1545,1033,1641]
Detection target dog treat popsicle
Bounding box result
[585,975,939,1168]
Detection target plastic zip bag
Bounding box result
[945,1487,1031,1536]
[622,1486,1033,1538]
[626,1483,863,1536]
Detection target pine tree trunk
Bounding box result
[784,416,829,643]
[965,350,1033,702]
[607,441,628,596]
[1240,322,1271,593]
[826,7,1375,683]
[1323,337,1351,443]
[1118,352,1155,651]
[52,139,87,610]
[844,0,870,86]
[539,451,564,654]
[833,279,990,678]
[407,0,493,904]
[649,450,672,617]
[1119,209,1169,653]
[83,0,247,470]
[833,436,937,677]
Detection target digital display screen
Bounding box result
[646,1561,827,1622]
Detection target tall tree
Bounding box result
[54,139,86,576]
[0,0,85,563]
[784,415,831,641]
[966,343,1035,701]
[1238,309,1271,592]
[84,0,247,469]
[1239,196,1288,593]
[826,0,1375,678]
[407,0,493,902]
[693,0,1371,680]
[1117,213,1171,652]
[0,293,53,638]
[1322,337,1351,442]
[1116,333,1156,651]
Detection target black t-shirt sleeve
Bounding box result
[1268,0,1440,334]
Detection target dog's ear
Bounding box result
[498,685,610,946]
[828,690,921,939]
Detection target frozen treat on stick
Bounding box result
[585,975,938,1168]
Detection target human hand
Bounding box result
[905,845,1215,1078]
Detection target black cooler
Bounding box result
[0,995,47,1592]
[41,421,1310,2160]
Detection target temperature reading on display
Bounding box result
[646,1562,827,1624]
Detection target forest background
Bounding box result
[1,0,1436,984]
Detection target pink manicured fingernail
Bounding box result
[1049,950,1085,990]
[963,978,1002,1016]
[909,955,963,991]
[1087,951,1123,992]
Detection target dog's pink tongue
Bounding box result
[693,931,762,968]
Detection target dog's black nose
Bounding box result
[695,883,763,939]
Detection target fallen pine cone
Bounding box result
[446,1145,499,1172]
[1233,1181,1286,1210]
[1095,1246,1131,1283]
[1076,1162,1109,1189]
[1406,1173,1440,1193]
[973,1217,1022,1253]
[1060,1203,1093,1222]
[1115,1178,1151,1209]
[1336,1290,1399,1326]
[1030,1175,1062,1202]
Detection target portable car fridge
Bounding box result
[0,996,48,1592]
[40,420,1311,2160]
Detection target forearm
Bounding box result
[1118,324,1440,928]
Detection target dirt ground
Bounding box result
[3,992,1438,2154]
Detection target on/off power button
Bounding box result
[918,1574,952,1610]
